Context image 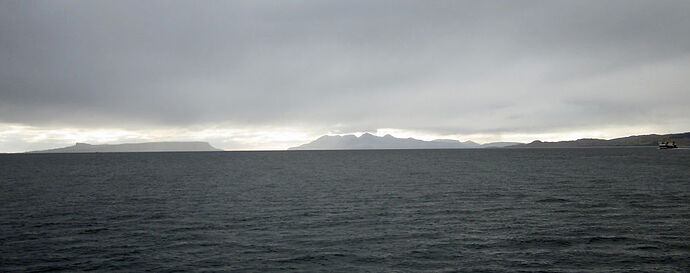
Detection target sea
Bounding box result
[1,148,689,272]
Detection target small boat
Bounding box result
[658,141,678,149]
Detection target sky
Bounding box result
[1,0,689,152]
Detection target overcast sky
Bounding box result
[1,0,689,152]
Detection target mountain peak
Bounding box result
[360,132,376,138]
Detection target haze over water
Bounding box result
[1,148,688,272]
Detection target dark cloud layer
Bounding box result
[1,0,689,135]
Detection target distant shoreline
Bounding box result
[7,146,675,154]
[26,141,223,153]
[289,132,689,150]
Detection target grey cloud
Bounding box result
[1,0,689,134]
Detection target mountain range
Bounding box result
[288,133,520,150]
[28,142,222,153]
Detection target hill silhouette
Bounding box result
[28,142,222,153]
[509,132,690,148]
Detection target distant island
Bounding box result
[28,142,222,153]
[289,133,520,150]
[508,132,690,148]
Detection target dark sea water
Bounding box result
[1,148,689,272]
